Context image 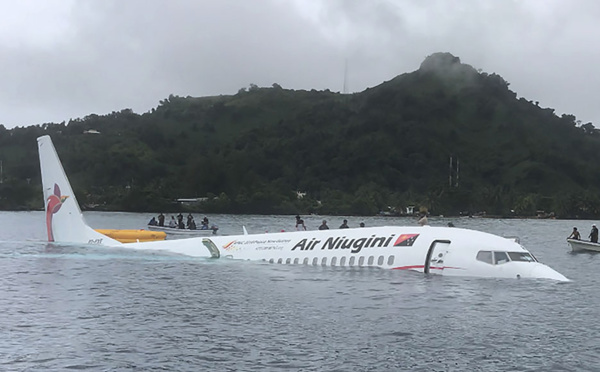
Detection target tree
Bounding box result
[582,122,596,135]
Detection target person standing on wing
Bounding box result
[295,215,307,231]
[319,220,329,230]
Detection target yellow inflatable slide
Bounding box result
[95,229,167,243]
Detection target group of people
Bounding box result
[294,213,432,231]
[568,224,599,243]
[148,213,211,230]
[295,215,366,231]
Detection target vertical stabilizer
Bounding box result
[37,135,122,246]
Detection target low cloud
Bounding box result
[1,0,599,127]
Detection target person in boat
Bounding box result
[189,218,197,230]
[359,222,365,227]
[339,219,349,229]
[158,213,165,227]
[177,213,184,226]
[589,224,598,243]
[148,217,158,226]
[169,216,177,228]
[418,214,428,226]
[186,213,194,228]
[295,215,307,231]
[201,217,209,230]
[567,227,581,240]
[318,220,329,230]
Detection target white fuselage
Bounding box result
[122,225,569,281]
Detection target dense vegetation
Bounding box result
[1,52,600,218]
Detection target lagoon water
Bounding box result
[0,211,599,371]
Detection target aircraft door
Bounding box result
[425,240,451,274]
[202,238,220,258]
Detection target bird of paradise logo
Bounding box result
[46,183,69,241]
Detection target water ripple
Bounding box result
[0,212,596,370]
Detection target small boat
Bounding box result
[147,224,219,235]
[567,238,600,252]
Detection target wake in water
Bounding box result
[0,240,216,262]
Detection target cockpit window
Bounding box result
[477,250,538,265]
[476,250,493,264]
[507,252,537,262]
[493,251,509,265]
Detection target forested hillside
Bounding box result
[1,52,599,218]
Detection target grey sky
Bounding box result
[1,0,599,128]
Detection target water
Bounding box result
[0,212,599,371]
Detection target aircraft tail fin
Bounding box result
[38,135,121,246]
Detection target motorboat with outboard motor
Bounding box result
[147,224,218,235]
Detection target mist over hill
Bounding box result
[1,52,599,218]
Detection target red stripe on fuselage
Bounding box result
[391,265,464,270]
[392,265,425,270]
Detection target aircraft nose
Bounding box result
[529,264,569,282]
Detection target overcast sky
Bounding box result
[1,0,599,128]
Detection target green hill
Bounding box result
[1,52,599,218]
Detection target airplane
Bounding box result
[38,135,568,281]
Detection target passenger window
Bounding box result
[340,257,346,266]
[321,257,327,266]
[293,258,299,264]
[312,257,318,266]
[303,257,309,265]
[387,255,395,266]
[368,256,374,266]
[349,256,355,266]
[358,256,365,266]
[476,251,493,265]
[493,251,510,265]
[377,256,384,265]
[331,257,337,266]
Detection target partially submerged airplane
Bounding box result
[38,135,568,281]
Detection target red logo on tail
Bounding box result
[45,184,69,242]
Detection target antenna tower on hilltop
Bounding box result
[343,59,348,94]
[449,156,459,187]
